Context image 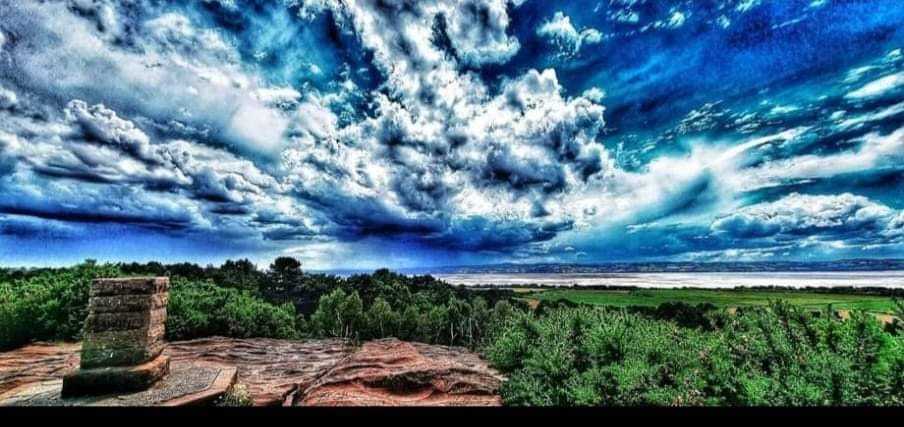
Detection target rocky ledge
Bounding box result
[0,337,502,406]
[298,339,503,406]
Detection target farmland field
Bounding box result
[522,288,900,314]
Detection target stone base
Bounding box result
[1,362,236,407]
[61,356,170,398]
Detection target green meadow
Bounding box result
[522,288,900,314]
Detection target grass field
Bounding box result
[522,288,900,314]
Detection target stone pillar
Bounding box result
[61,277,171,397]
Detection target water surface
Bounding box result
[436,272,904,289]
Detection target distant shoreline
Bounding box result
[434,271,904,290]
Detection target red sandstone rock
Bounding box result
[297,338,503,407]
[0,337,503,407]
[0,342,80,397]
[165,337,353,406]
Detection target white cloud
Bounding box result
[737,127,904,191]
[65,100,154,160]
[1,0,901,264]
[845,71,904,100]
[0,86,16,110]
[712,193,896,238]
[143,12,237,62]
[272,2,612,249]
[736,0,762,13]
[537,12,604,56]
[666,11,686,28]
[67,0,121,36]
[1,1,290,156]
[442,0,521,66]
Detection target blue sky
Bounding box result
[0,0,903,269]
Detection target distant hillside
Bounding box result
[397,259,904,275]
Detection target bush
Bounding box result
[308,288,365,340]
[486,302,904,406]
[216,383,253,407]
[0,266,299,350]
[166,280,298,341]
[2,260,511,349]
[0,262,121,350]
[306,288,513,348]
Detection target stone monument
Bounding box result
[1,276,238,406]
[61,277,171,397]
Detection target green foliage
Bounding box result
[486,302,904,406]
[216,383,253,407]
[308,288,365,340]
[528,287,900,314]
[0,263,298,350]
[166,280,298,341]
[306,288,514,347]
[365,297,400,339]
[4,258,904,407]
[1,258,517,349]
[0,261,121,350]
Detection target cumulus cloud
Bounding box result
[0,1,290,156]
[442,0,522,66]
[275,1,610,250]
[65,100,154,160]
[537,12,603,56]
[712,193,896,238]
[0,0,902,265]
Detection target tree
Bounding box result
[424,305,449,344]
[399,305,422,341]
[309,289,364,340]
[365,297,400,339]
[447,297,471,345]
[213,259,263,292]
[263,257,304,299]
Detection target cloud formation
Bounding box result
[0,0,902,267]
[537,12,603,57]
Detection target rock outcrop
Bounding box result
[297,338,503,406]
[166,338,353,406]
[0,337,503,407]
[0,342,80,397]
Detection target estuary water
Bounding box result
[435,271,904,289]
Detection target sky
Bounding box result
[0,0,903,269]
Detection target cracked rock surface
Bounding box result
[0,337,503,406]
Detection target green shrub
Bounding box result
[308,288,365,340]
[216,383,253,407]
[166,280,298,341]
[0,267,298,350]
[0,262,121,350]
[486,302,904,406]
[305,288,507,347]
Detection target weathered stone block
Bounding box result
[62,277,171,396]
[86,323,166,347]
[61,356,170,398]
[84,307,166,332]
[89,277,169,297]
[90,294,168,314]
[80,337,165,369]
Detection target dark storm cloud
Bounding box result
[0,214,80,239]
